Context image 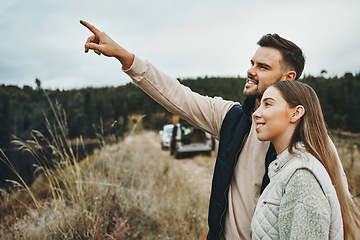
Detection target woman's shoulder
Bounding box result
[287,169,323,192]
[283,169,329,209]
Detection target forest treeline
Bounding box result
[1,72,360,149]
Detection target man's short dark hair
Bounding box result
[257,34,305,80]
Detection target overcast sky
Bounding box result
[1,0,359,89]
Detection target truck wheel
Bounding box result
[174,151,182,159]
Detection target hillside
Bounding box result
[0,131,215,239]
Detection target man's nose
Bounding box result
[247,66,256,77]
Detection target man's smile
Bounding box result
[245,78,259,88]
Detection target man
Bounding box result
[80,20,346,239]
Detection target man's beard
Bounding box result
[243,85,263,99]
[242,76,282,99]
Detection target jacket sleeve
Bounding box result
[123,56,237,138]
[278,169,331,240]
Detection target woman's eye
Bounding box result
[265,102,271,107]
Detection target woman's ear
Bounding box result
[290,105,305,123]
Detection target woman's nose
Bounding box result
[253,108,260,119]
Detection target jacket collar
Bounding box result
[268,142,306,179]
[242,97,256,120]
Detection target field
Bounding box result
[0,128,359,239]
[331,130,360,198]
[0,129,215,239]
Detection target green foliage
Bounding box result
[301,72,360,132]
[0,72,359,150]
[180,76,246,103]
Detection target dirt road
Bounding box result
[125,131,216,198]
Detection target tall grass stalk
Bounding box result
[0,148,40,211]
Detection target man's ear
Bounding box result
[290,105,305,123]
[282,71,296,81]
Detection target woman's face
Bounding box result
[252,86,296,150]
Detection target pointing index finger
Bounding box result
[80,20,101,36]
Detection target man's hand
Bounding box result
[80,20,134,70]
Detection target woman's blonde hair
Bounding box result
[272,80,360,239]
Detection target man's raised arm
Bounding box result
[80,20,134,70]
[80,20,236,139]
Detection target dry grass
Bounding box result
[0,130,213,239]
[331,132,360,198]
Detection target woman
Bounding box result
[251,81,360,239]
